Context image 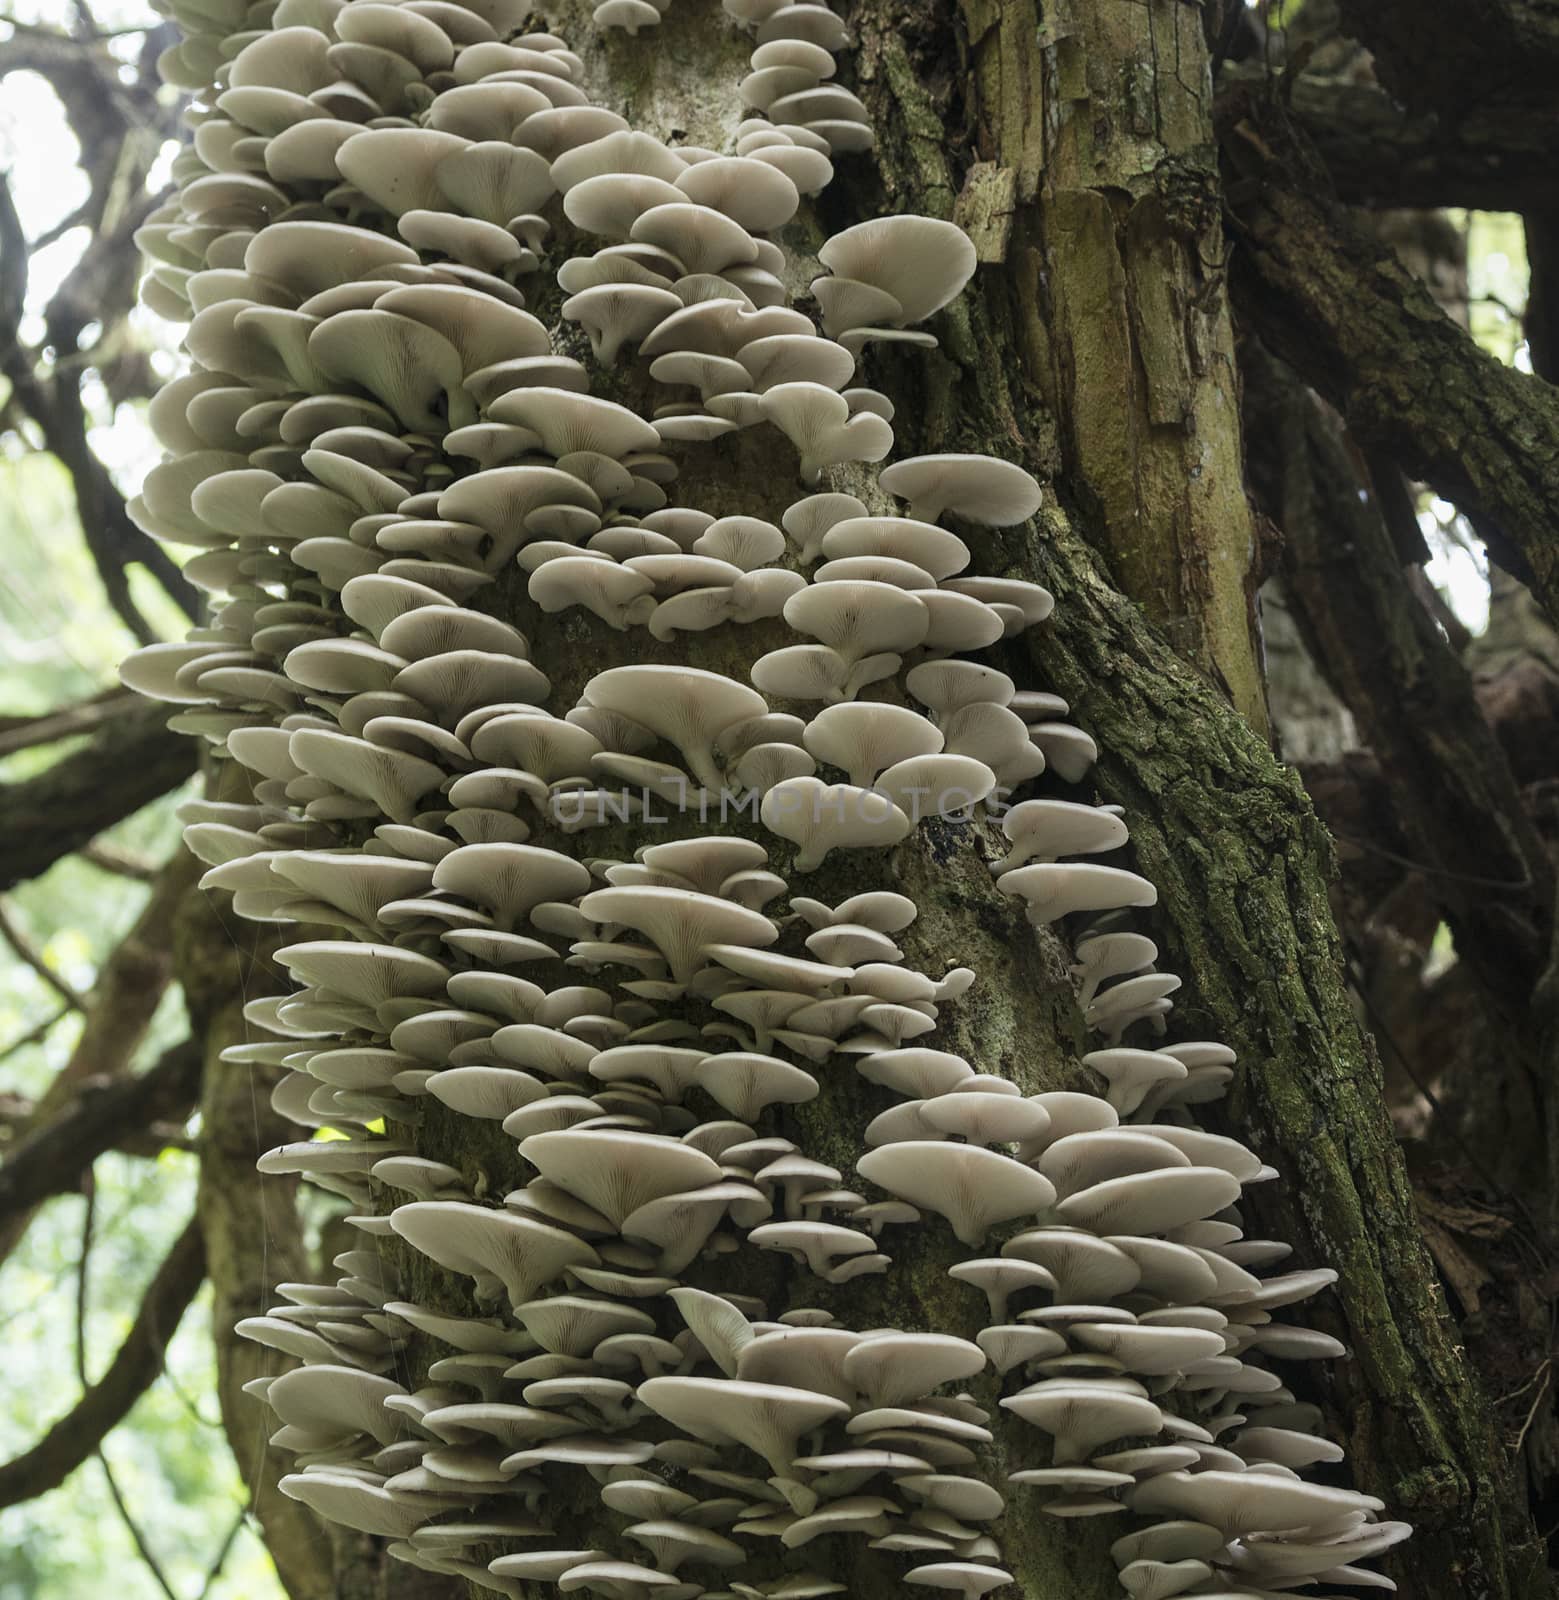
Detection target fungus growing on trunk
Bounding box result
[116,1,1410,1595]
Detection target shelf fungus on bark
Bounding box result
[117,1,1411,1596]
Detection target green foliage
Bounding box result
[1462,210,1531,370]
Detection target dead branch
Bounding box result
[0,688,132,757]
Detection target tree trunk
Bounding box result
[132,3,1550,1599]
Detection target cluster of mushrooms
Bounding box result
[121,0,1411,1596]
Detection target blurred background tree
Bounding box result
[2,0,1559,1595]
[0,2,288,1593]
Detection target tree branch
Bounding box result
[0,688,138,758]
[1218,82,1559,625]
[1236,65,1559,212]
[0,700,198,891]
[1242,338,1555,1032]
[0,896,86,1011]
[0,1039,202,1219]
[0,1093,191,1155]
[0,1037,202,1213]
[74,1184,183,1600]
[79,839,161,881]
[0,175,198,639]
[1336,0,1559,119]
[0,1212,205,1510]
[0,848,196,1265]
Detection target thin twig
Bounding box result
[195,1506,248,1600]
[80,840,161,881]
[0,1004,71,1063]
[76,1187,183,1600]
[1331,829,1537,893]
[0,1211,205,1509]
[0,170,198,635]
[0,896,87,1011]
[1512,1360,1553,1458]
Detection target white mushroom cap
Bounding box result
[674,156,801,232]
[995,800,1129,872]
[1001,1380,1163,1465]
[879,454,1043,526]
[902,1563,1012,1600]
[856,1048,973,1098]
[488,387,662,458]
[622,1181,769,1274]
[997,863,1158,926]
[695,1051,820,1120]
[518,1128,723,1227]
[388,1201,599,1306]
[783,492,867,562]
[760,778,912,872]
[593,0,665,34]
[279,1468,466,1538]
[1109,1522,1226,1569]
[1027,722,1099,784]
[976,1323,1068,1375]
[1130,1468,1385,1540]
[817,218,975,324]
[736,1327,863,1401]
[489,1551,610,1584]
[739,333,855,392]
[1070,1320,1228,1376]
[1057,1166,1242,1236]
[638,1376,849,1475]
[1001,1226,1140,1301]
[820,516,969,579]
[631,202,760,275]
[554,1557,681,1599]
[582,665,767,790]
[579,886,778,984]
[839,1333,986,1407]
[1080,1048,1190,1116]
[759,383,894,483]
[748,1220,885,1284]
[784,579,930,661]
[857,1143,1055,1246]
[566,284,684,363]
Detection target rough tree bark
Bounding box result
[136,3,1551,1599]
